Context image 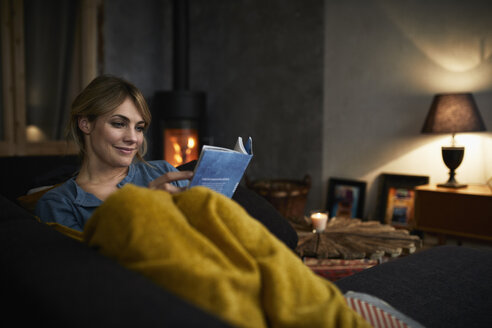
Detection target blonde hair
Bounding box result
[67,75,151,162]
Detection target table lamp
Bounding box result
[421,93,487,188]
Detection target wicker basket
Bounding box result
[247,175,311,224]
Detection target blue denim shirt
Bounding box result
[35,160,189,232]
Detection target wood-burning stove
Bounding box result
[153,90,205,166]
[151,0,207,164]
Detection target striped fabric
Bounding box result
[303,257,378,281]
[345,296,410,328]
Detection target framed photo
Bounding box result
[326,178,366,219]
[375,173,429,227]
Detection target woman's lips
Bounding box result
[115,146,136,155]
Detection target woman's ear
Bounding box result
[78,116,92,134]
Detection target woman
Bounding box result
[35,75,193,231]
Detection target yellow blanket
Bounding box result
[83,184,370,328]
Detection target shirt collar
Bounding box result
[72,179,102,207]
[117,163,135,188]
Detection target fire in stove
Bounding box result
[164,128,199,166]
[151,0,207,162]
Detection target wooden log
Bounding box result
[294,216,421,260]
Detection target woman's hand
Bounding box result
[148,171,193,194]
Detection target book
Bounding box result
[188,137,253,198]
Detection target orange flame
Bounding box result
[164,129,199,167]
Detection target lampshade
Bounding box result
[421,93,487,134]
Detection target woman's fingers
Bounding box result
[152,183,184,194]
[148,171,193,193]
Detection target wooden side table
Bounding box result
[414,184,492,243]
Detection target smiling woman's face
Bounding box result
[82,97,146,170]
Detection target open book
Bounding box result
[188,137,253,198]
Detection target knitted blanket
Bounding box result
[82,184,370,328]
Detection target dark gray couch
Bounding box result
[1,156,492,327]
[335,245,492,327]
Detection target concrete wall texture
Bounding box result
[323,0,492,219]
[103,0,492,219]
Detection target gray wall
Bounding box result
[104,0,172,97]
[104,0,492,218]
[323,0,492,220]
[189,0,324,210]
[104,0,325,211]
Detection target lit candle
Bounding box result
[311,211,328,232]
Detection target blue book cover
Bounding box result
[189,137,253,198]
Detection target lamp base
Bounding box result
[437,181,467,189]
[439,146,466,188]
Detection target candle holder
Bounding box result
[310,210,329,233]
[309,210,329,256]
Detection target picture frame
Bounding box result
[326,178,366,219]
[375,173,429,227]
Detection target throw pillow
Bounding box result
[17,184,60,213]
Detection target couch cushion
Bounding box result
[16,184,59,213]
[335,245,492,328]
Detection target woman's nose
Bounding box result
[123,128,138,143]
